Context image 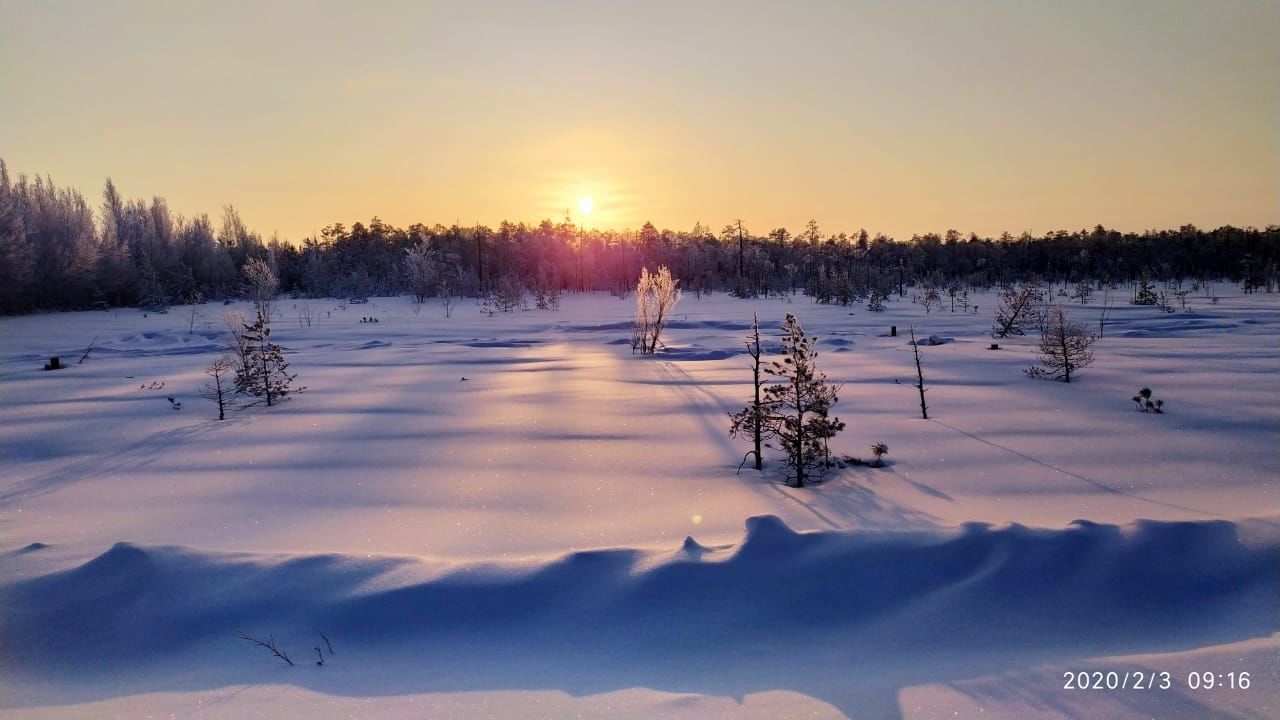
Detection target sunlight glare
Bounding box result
[578,196,594,215]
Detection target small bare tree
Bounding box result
[439,279,457,318]
[242,257,279,319]
[1097,290,1115,338]
[729,313,769,471]
[200,355,234,420]
[1071,279,1093,304]
[908,326,929,419]
[1027,305,1097,383]
[917,286,942,314]
[632,265,681,354]
[224,310,252,371]
[186,292,204,334]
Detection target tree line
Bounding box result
[2,158,1277,314]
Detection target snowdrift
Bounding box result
[3,516,1276,716]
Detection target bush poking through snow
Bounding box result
[870,442,889,467]
[1025,305,1096,383]
[841,444,888,468]
[1133,387,1165,413]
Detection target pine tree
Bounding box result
[992,280,1043,337]
[233,311,297,407]
[1133,266,1158,305]
[1026,305,1097,383]
[761,314,844,487]
[866,287,887,312]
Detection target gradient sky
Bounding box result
[2,0,1276,242]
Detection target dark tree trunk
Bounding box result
[792,372,806,488]
[749,317,763,470]
[737,220,745,280]
[260,341,273,407]
[909,326,929,419]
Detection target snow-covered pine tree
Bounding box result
[233,311,297,407]
[866,288,887,312]
[1133,266,1158,305]
[761,313,844,487]
[242,256,279,319]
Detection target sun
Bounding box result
[578,196,594,215]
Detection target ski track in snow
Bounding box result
[927,418,1222,518]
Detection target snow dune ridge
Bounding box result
[4,515,1275,680]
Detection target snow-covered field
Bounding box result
[2,288,1277,719]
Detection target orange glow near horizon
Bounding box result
[0,2,1275,242]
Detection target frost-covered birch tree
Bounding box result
[632,265,681,354]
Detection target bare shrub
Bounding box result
[631,265,681,354]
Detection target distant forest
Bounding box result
[2,159,1277,314]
